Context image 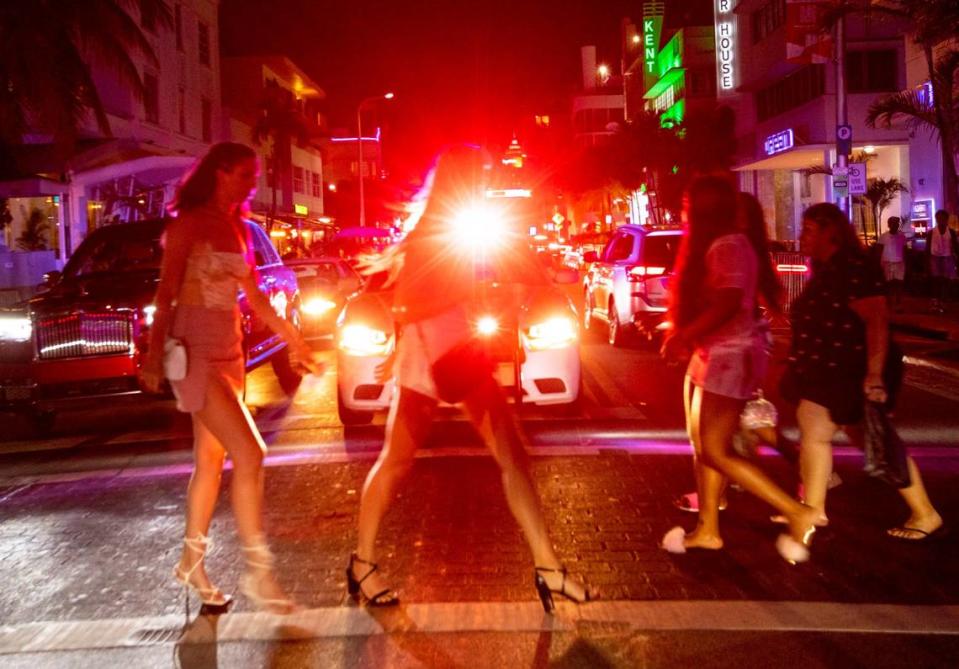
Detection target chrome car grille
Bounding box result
[35,312,134,360]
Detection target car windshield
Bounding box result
[63,227,163,280]
[641,235,682,272]
[291,263,340,284]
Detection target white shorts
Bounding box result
[396,306,472,400]
[687,340,769,400]
[882,261,905,282]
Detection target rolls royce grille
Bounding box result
[36,312,134,360]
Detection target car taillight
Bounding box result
[339,324,392,356]
[776,263,808,273]
[627,266,666,282]
[523,316,577,351]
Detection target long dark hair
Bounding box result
[168,142,256,215]
[670,175,739,328]
[738,192,781,313]
[802,202,863,255]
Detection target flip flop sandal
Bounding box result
[886,525,948,541]
[674,493,728,513]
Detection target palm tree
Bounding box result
[0,1,171,159]
[822,0,959,211]
[864,177,909,237]
[251,80,311,231]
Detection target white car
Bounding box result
[335,272,582,425]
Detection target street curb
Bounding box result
[892,321,953,341]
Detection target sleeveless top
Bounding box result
[177,240,251,311]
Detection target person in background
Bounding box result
[878,216,906,311]
[927,209,958,314]
[782,203,943,540]
[661,179,820,563]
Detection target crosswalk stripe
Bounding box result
[1,601,958,655]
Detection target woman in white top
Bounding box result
[661,177,820,563]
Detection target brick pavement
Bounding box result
[1,448,957,627]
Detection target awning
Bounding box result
[0,176,66,198]
[733,144,832,171]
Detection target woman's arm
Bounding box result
[237,270,322,374]
[142,218,192,392]
[850,294,889,402]
[662,288,742,359]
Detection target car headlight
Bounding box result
[142,305,156,326]
[524,316,577,351]
[452,202,505,251]
[0,315,32,343]
[475,315,499,336]
[339,324,392,356]
[302,297,338,317]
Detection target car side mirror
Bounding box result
[552,268,579,285]
[582,251,598,263]
[41,270,62,289]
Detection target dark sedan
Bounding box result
[0,219,303,433]
[284,257,362,337]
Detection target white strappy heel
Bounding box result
[239,540,299,615]
[173,534,232,611]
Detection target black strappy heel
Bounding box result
[534,566,591,613]
[346,552,399,607]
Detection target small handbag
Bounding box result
[431,338,493,404]
[863,400,911,488]
[740,389,778,431]
[163,337,188,381]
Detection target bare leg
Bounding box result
[699,390,818,543]
[684,383,724,549]
[461,377,587,601]
[194,377,291,609]
[352,385,436,597]
[176,415,227,601]
[678,374,728,516]
[797,400,835,521]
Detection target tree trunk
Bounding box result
[924,43,959,213]
[269,152,278,234]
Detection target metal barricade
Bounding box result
[772,251,810,313]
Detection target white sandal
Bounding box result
[240,540,299,615]
[173,534,232,610]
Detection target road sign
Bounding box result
[836,124,852,156]
[848,162,867,195]
[831,163,849,198]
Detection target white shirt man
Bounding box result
[878,219,905,282]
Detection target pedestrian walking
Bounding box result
[142,142,321,614]
[347,145,590,612]
[878,216,906,311]
[660,178,820,563]
[781,203,944,540]
[927,209,958,313]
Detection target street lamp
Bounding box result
[357,92,394,227]
[597,64,610,86]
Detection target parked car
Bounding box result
[284,257,363,337]
[335,265,582,426]
[0,219,303,433]
[582,225,683,346]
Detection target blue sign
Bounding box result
[837,124,853,156]
[764,129,794,156]
[917,81,934,109]
[911,198,935,221]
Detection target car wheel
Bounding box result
[28,409,56,437]
[337,387,374,426]
[607,301,628,347]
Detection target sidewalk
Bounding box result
[890,295,959,343]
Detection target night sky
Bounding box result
[220,0,642,179]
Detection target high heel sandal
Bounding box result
[346,552,399,607]
[173,534,232,614]
[776,525,817,565]
[239,541,298,615]
[534,566,591,614]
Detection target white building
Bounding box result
[0,0,223,266]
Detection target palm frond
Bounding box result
[865,90,938,136]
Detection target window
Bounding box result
[293,166,305,193]
[756,65,825,121]
[250,224,281,266]
[140,0,157,32]
[604,233,635,262]
[174,4,183,50]
[143,73,159,124]
[311,171,322,197]
[640,234,681,271]
[751,0,786,44]
[846,50,898,93]
[198,21,210,66]
[201,98,212,141]
[177,87,186,134]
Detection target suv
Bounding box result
[0,219,302,432]
[582,225,682,346]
